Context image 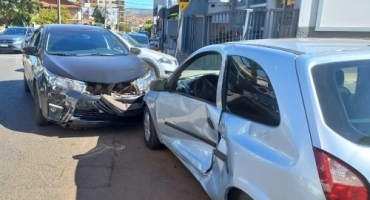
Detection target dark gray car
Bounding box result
[22,24,156,127]
[0,27,34,52]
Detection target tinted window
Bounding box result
[129,34,148,44]
[224,55,280,126]
[45,29,128,55]
[3,28,27,35]
[118,33,142,47]
[312,60,370,146]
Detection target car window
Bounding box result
[30,30,41,49]
[46,29,128,55]
[312,60,370,146]
[118,33,142,48]
[2,28,27,35]
[174,52,222,103]
[223,55,280,126]
[129,34,148,44]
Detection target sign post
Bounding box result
[178,0,190,12]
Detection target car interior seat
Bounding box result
[335,69,351,107]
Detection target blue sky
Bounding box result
[126,0,154,9]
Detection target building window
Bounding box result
[276,0,295,8]
[224,55,280,126]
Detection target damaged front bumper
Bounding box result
[38,70,156,126]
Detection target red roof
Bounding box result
[40,0,80,8]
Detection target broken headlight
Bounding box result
[134,70,156,93]
[44,69,86,93]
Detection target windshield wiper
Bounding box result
[76,53,116,56]
[49,52,76,56]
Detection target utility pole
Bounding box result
[104,0,107,28]
[80,0,84,25]
[57,0,61,24]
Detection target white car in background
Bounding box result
[114,32,179,78]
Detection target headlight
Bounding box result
[44,69,86,93]
[158,57,172,65]
[134,70,156,93]
[13,38,23,43]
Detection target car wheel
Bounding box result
[143,107,162,149]
[24,75,30,92]
[34,86,49,126]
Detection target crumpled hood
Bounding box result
[0,35,25,40]
[140,48,176,61]
[43,54,148,84]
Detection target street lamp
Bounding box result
[57,0,61,24]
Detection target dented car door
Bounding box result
[155,52,225,174]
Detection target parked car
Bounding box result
[138,30,149,37]
[149,38,159,50]
[142,38,370,200]
[22,24,156,127]
[114,31,179,78]
[128,33,149,48]
[0,27,34,52]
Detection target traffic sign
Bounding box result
[178,0,191,12]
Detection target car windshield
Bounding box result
[129,34,148,44]
[2,28,27,35]
[46,29,129,55]
[312,59,370,146]
[117,33,142,48]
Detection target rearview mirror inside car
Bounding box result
[22,46,37,55]
[130,47,141,55]
[150,78,167,91]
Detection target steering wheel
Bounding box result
[194,75,217,103]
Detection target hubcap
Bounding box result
[144,112,151,141]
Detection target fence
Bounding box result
[182,8,299,53]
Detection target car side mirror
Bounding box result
[130,47,141,55]
[22,46,37,55]
[150,78,167,91]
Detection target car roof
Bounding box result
[229,38,370,55]
[43,24,106,31]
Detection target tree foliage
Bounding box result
[118,23,131,33]
[92,7,105,24]
[0,0,39,26]
[33,8,71,25]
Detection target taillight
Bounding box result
[314,149,368,200]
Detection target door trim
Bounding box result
[164,121,217,147]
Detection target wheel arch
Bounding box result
[226,187,253,200]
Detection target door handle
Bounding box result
[207,117,214,129]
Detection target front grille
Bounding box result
[0,40,14,43]
[85,82,138,96]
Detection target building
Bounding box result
[39,0,82,24]
[175,0,370,53]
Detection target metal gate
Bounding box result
[182,8,299,53]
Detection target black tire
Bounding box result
[24,75,30,92]
[143,107,162,149]
[34,86,49,126]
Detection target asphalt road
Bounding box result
[0,53,210,200]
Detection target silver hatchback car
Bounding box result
[143,39,370,200]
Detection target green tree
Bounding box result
[118,23,131,32]
[92,7,105,24]
[33,8,71,25]
[0,0,39,26]
[145,19,152,24]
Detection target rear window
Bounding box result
[312,60,370,145]
[129,34,148,44]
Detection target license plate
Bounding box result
[0,44,8,47]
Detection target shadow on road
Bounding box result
[0,79,210,200]
[14,68,24,73]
